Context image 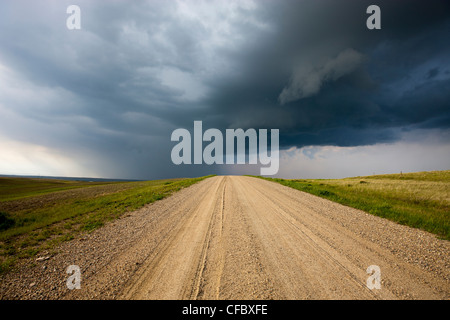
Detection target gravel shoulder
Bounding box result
[1,176,448,299]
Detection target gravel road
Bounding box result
[1,176,448,299]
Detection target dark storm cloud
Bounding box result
[193,0,450,148]
[0,0,449,179]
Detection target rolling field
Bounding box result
[0,176,213,273]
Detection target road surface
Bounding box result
[1,175,448,299]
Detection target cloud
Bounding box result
[276,128,450,179]
[0,0,449,179]
[278,48,366,105]
[0,134,99,177]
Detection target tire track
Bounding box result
[119,176,225,299]
[187,177,226,299]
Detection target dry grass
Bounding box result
[255,170,450,240]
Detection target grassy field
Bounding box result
[0,175,213,274]
[254,171,449,241]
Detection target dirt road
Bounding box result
[1,176,448,299]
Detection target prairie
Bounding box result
[254,171,450,240]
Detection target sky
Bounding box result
[0,0,449,180]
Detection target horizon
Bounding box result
[1,168,448,182]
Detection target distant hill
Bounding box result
[0,174,142,182]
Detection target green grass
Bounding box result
[0,177,125,202]
[0,175,214,274]
[252,171,449,241]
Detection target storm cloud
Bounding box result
[0,0,449,179]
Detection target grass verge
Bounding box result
[0,175,214,274]
[251,171,449,241]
